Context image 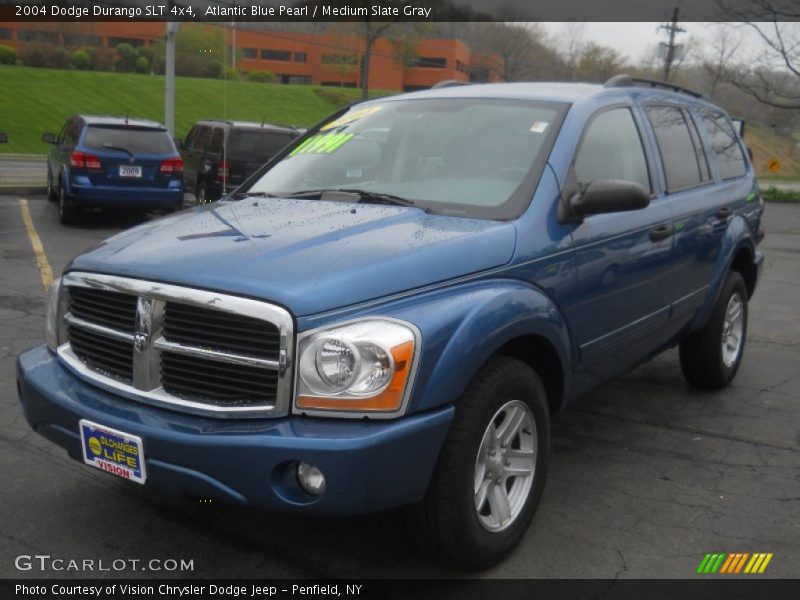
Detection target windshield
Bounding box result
[243,98,565,219]
[84,126,175,154]
[228,129,297,163]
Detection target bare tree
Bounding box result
[574,43,627,83]
[560,23,587,82]
[718,1,800,108]
[701,25,743,97]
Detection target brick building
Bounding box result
[0,22,501,91]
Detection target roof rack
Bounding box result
[431,80,469,89]
[604,74,703,99]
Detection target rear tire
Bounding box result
[412,356,550,570]
[679,271,748,389]
[58,180,78,225]
[47,169,58,202]
[196,181,207,205]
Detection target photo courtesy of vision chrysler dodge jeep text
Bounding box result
[17,75,764,569]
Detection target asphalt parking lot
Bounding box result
[0,194,798,579]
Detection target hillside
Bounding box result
[0,65,374,154]
[744,124,800,179]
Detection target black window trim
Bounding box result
[644,102,716,195]
[569,103,655,198]
[698,108,749,182]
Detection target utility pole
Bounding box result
[165,21,180,137]
[659,6,686,82]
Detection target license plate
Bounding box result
[79,419,146,484]
[119,165,142,178]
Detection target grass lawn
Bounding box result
[0,65,382,155]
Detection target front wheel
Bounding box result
[679,271,748,389]
[412,356,550,570]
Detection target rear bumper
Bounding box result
[68,182,183,209]
[16,345,452,515]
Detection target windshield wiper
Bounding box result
[230,191,277,200]
[102,144,134,159]
[285,188,425,210]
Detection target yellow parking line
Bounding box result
[18,198,53,292]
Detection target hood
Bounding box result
[68,199,517,316]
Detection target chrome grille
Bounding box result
[161,352,279,406]
[69,287,137,332]
[57,272,293,418]
[67,324,134,382]
[163,302,280,358]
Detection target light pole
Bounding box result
[165,21,180,137]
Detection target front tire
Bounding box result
[413,356,550,570]
[196,181,208,205]
[679,271,748,389]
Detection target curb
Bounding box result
[0,185,47,196]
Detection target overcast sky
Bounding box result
[539,22,766,66]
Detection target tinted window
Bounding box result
[84,126,174,154]
[208,128,224,154]
[191,126,212,151]
[702,113,747,180]
[646,106,705,192]
[574,108,650,191]
[228,130,295,163]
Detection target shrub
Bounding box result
[70,49,91,70]
[135,56,150,74]
[246,69,276,83]
[223,66,242,81]
[22,44,70,68]
[0,44,17,65]
[206,59,224,79]
[115,42,138,72]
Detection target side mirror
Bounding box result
[560,179,650,223]
[42,132,56,144]
[0,132,7,144]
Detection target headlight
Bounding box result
[45,277,62,351]
[296,319,418,415]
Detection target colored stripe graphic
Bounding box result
[699,552,773,574]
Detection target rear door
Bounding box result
[643,105,733,325]
[566,106,676,381]
[55,119,79,180]
[80,125,176,189]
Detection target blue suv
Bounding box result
[18,77,764,569]
[42,115,184,224]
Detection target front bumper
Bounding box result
[17,345,453,515]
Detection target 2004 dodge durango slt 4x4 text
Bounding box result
[17,76,765,569]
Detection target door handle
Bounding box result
[716,207,733,219]
[649,224,674,242]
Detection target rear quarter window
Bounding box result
[84,126,174,154]
[228,130,296,162]
[702,113,747,180]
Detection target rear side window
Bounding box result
[228,129,296,163]
[84,126,174,154]
[646,106,706,192]
[702,113,747,180]
[208,128,224,154]
[191,126,212,151]
[574,107,650,191]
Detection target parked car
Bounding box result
[18,77,764,569]
[179,120,303,203]
[42,116,184,224]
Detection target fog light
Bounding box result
[296,462,326,496]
